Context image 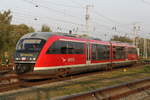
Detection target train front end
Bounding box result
[14,33,46,74]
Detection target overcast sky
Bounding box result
[1,0,150,40]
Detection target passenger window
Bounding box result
[92,44,110,60]
[46,40,84,54]
[128,48,137,54]
[92,45,97,60]
[113,46,125,59]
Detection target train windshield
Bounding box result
[16,39,46,52]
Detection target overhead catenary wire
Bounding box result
[92,9,131,30]
[11,0,86,26]
[36,0,82,9]
[11,6,85,27]
[10,0,135,38]
[12,8,121,33]
[20,0,127,32]
[12,11,85,27]
[141,0,150,5]
[93,10,121,25]
[22,0,82,20]
[13,17,84,33]
[67,0,86,7]
[12,11,86,32]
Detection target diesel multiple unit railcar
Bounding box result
[14,32,138,75]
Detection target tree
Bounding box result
[0,10,35,57]
[12,24,35,45]
[28,26,35,32]
[0,10,13,56]
[13,24,35,36]
[111,35,133,43]
[0,10,12,24]
[41,24,52,32]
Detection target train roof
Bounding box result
[20,32,136,48]
[20,32,60,40]
[111,41,136,47]
[20,32,102,41]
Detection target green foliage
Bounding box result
[0,10,35,58]
[41,24,52,32]
[0,10,12,24]
[111,35,133,43]
[143,65,150,73]
[0,10,13,55]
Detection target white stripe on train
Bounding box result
[34,60,137,71]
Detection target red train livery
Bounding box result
[14,32,138,75]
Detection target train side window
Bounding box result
[97,45,104,60]
[134,48,137,54]
[47,40,59,54]
[74,42,84,54]
[113,47,116,59]
[68,42,75,54]
[60,41,68,54]
[97,45,110,60]
[47,40,84,54]
[128,48,137,54]
[113,46,125,59]
[67,42,84,54]
[104,45,110,59]
[46,40,67,54]
[92,44,110,60]
[92,44,97,60]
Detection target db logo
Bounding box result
[67,58,75,62]
[61,57,66,62]
[61,57,75,62]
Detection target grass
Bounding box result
[41,65,150,98]
[143,65,150,73]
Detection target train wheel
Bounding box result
[57,68,71,78]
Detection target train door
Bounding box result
[110,42,113,63]
[125,47,128,60]
[86,43,91,64]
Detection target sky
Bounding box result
[1,0,150,40]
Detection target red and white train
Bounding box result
[14,32,138,75]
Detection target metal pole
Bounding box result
[133,25,136,46]
[144,38,148,59]
[85,5,93,36]
[85,5,89,34]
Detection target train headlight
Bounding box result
[29,58,32,60]
[15,58,19,60]
[33,58,36,60]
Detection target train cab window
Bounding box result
[16,39,46,52]
[113,46,125,59]
[92,44,110,60]
[46,40,84,54]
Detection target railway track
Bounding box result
[0,64,13,75]
[0,63,149,100]
[0,69,79,92]
[0,63,149,93]
[57,77,150,100]
[0,73,63,92]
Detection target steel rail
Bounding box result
[0,63,149,93]
[56,77,150,100]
